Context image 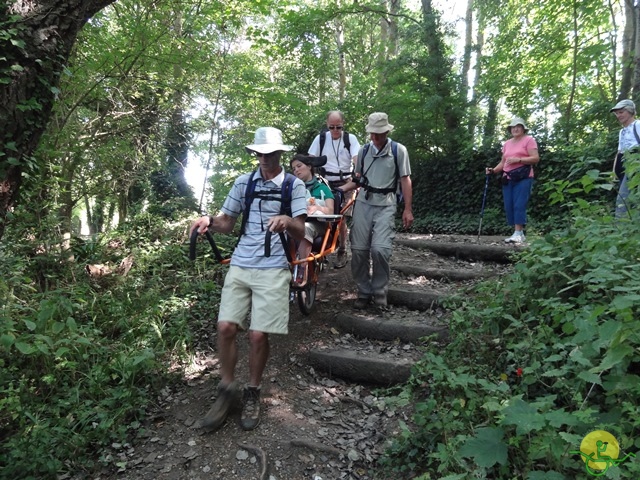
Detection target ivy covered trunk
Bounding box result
[0,0,114,241]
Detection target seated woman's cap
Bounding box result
[245,127,293,154]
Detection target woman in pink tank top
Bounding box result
[485,117,539,244]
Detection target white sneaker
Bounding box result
[504,232,526,244]
[504,232,519,243]
[512,232,526,244]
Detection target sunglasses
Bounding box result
[328,125,344,130]
[251,151,279,159]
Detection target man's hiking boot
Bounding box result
[373,294,388,308]
[334,249,348,269]
[201,381,240,432]
[354,297,369,310]
[240,386,261,431]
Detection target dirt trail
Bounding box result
[92,234,515,480]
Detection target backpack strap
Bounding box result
[280,172,295,217]
[319,129,327,156]
[633,121,640,145]
[273,172,295,262]
[238,170,295,262]
[239,170,258,237]
[343,131,351,156]
[358,141,400,195]
[318,130,353,179]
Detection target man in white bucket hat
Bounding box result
[190,127,306,432]
[337,112,413,309]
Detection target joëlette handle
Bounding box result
[264,230,293,263]
[189,228,224,263]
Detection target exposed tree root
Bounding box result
[237,442,269,480]
[290,437,342,456]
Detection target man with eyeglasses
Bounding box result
[190,127,306,433]
[308,110,361,268]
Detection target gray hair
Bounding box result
[326,110,345,122]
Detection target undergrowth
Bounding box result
[379,167,640,479]
[0,213,225,477]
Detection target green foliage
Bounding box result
[408,138,617,235]
[379,171,640,478]
[0,212,223,477]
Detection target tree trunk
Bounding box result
[468,7,485,139]
[378,0,388,89]
[633,3,640,97]
[460,0,473,105]
[482,96,499,150]
[334,17,346,102]
[0,0,116,242]
[564,0,579,142]
[420,0,461,149]
[617,0,634,100]
[388,0,399,58]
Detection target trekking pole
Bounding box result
[477,173,490,240]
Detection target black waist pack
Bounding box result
[503,165,531,184]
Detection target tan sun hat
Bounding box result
[365,112,394,134]
[507,117,528,134]
[245,127,293,154]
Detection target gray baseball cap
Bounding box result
[610,99,636,114]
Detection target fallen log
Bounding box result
[333,312,448,342]
[387,287,448,310]
[395,238,515,263]
[86,254,134,279]
[392,264,494,281]
[308,349,413,386]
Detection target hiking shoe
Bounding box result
[504,232,524,243]
[334,250,348,269]
[512,233,526,244]
[240,386,261,431]
[373,294,387,307]
[354,297,369,310]
[201,381,240,432]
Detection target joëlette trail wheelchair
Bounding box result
[189,185,354,315]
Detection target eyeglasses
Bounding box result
[251,151,279,159]
[328,125,343,130]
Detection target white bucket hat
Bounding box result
[507,117,529,134]
[365,112,394,134]
[245,127,293,154]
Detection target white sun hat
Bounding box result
[245,127,293,154]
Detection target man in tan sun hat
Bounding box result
[338,112,413,309]
[190,127,307,432]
